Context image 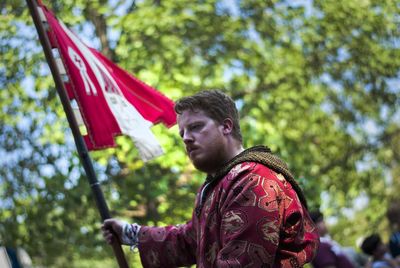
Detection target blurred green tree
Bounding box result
[0,0,399,266]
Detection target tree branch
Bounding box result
[84,3,117,61]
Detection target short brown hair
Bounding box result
[361,234,381,255]
[175,90,242,142]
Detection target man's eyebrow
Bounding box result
[189,120,204,125]
[187,122,205,129]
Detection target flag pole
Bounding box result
[26,0,129,267]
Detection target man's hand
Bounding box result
[101,219,126,245]
[102,219,141,247]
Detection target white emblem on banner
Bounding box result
[68,47,97,96]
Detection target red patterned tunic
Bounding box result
[138,162,319,267]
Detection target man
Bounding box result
[310,210,357,268]
[102,90,319,267]
[387,200,400,259]
[361,234,400,268]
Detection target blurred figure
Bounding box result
[0,247,32,268]
[387,200,400,259]
[310,210,359,268]
[361,234,400,268]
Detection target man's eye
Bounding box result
[190,124,202,131]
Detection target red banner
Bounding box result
[37,3,176,161]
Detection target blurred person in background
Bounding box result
[0,246,32,268]
[310,210,366,268]
[361,234,400,268]
[387,200,400,260]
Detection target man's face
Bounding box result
[316,220,328,237]
[374,242,388,258]
[178,109,229,174]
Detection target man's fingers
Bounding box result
[102,228,116,244]
[101,223,112,232]
[101,220,117,244]
[101,219,126,245]
[105,233,115,244]
[102,219,114,229]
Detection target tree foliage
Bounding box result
[1,0,399,266]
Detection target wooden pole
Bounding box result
[25,1,129,267]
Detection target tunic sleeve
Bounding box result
[138,220,197,268]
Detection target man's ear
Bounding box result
[222,118,234,135]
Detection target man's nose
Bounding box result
[182,131,193,143]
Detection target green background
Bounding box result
[1,0,399,267]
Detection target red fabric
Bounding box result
[39,3,176,151]
[89,50,176,127]
[138,162,320,267]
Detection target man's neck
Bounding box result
[207,145,244,177]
